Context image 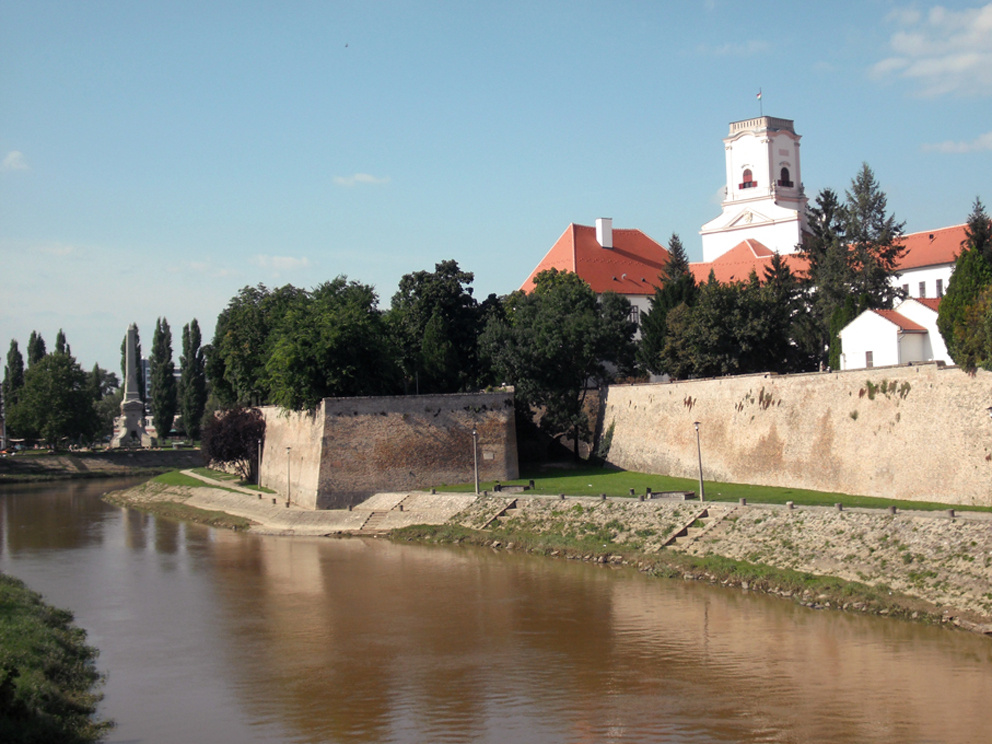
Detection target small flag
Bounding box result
[756,91,762,100]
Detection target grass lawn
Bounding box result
[436,465,987,513]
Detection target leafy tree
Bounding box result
[938,198,992,369]
[7,352,96,446]
[88,365,121,441]
[265,278,400,410]
[388,260,481,393]
[54,329,70,357]
[3,341,25,432]
[201,406,265,481]
[150,318,178,441]
[638,233,698,375]
[480,269,636,458]
[27,332,45,367]
[208,284,306,406]
[120,326,144,403]
[179,319,207,439]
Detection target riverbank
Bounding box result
[107,476,992,636]
[0,449,203,484]
[0,572,111,743]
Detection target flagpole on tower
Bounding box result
[757,88,763,116]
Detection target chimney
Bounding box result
[596,217,613,249]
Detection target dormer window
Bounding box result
[778,167,793,188]
[739,169,756,190]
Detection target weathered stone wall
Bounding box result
[260,391,519,510]
[602,363,992,506]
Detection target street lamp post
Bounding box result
[693,421,705,502]
[472,427,479,495]
[257,438,262,487]
[286,446,291,506]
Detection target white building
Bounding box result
[699,116,808,262]
[838,298,946,371]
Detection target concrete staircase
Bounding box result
[664,505,736,550]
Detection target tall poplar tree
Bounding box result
[179,319,207,439]
[150,318,178,442]
[27,331,46,366]
[3,340,26,436]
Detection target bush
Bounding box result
[200,407,265,481]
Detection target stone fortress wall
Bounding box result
[602,363,992,507]
[260,391,519,509]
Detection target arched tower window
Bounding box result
[739,169,756,190]
[778,167,793,187]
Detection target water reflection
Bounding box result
[2,480,991,743]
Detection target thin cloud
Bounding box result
[698,39,769,57]
[871,3,992,96]
[36,241,77,257]
[922,130,992,153]
[333,172,391,187]
[251,255,311,271]
[2,150,29,171]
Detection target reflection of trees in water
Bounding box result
[0,478,142,553]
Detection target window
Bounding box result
[739,169,756,189]
[777,167,793,187]
[919,281,926,298]
[936,278,943,297]
[866,351,874,369]
[629,305,640,326]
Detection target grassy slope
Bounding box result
[0,574,112,743]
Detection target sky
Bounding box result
[2,0,991,373]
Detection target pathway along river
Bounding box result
[2,478,992,743]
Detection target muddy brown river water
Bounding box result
[2,478,991,743]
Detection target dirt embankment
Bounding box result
[443,495,992,634]
[0,450,203,482]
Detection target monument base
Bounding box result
[110,399,152,448]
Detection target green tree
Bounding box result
[88,364,121,441]
[27,332,45,367]
[480,269,636,458]
[637,233,697,375]
[150,318,178,441]
[937,198,992,369]
[264,278,400,410]
[54,329,70,356]
[388,260,481,393]
[843,162,906,309]
[7,352,96,446]
[179,319,207,439]
[3,341,26,434]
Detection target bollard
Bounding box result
[888,505,897,515]
[272,498,277,505]
[629,488,635,496]
[431,488,436,495]
[947,509,955,518]
[399,504,404,512]
[285,501,290,508]
[835,503,844,511]
[646,487,653,496]
[529,480,535,489]
[786,500,794,510]
[559,493,566,500]
[639,494,645,502]
[601,494,607,501]
[739,498,747,506]
[348,504,352,511]
[258,493,263,500]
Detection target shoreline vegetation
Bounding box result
[103,467,992,637]
[0,574,111,744]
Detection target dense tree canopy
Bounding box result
[201,406,265,481]
[179,319,207,439]
[7,351,97,446]
[637,233,698,375]
[937,198,992,370]
[388,260,483,393]
[481,269,636,456]
[150,318,178,441]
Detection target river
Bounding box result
[2,478,991,743]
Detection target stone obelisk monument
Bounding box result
[110,323,151,448]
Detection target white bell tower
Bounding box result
[699,116,808,262]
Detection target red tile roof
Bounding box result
[520,223,670,295]
[897,224,966,270]
[912,297,942,312]
[872,309,926,332]
[690,239,809,284]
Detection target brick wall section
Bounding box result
[602,363,992,507]
[260,391,519,510]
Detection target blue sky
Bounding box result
[2,0,990,372]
